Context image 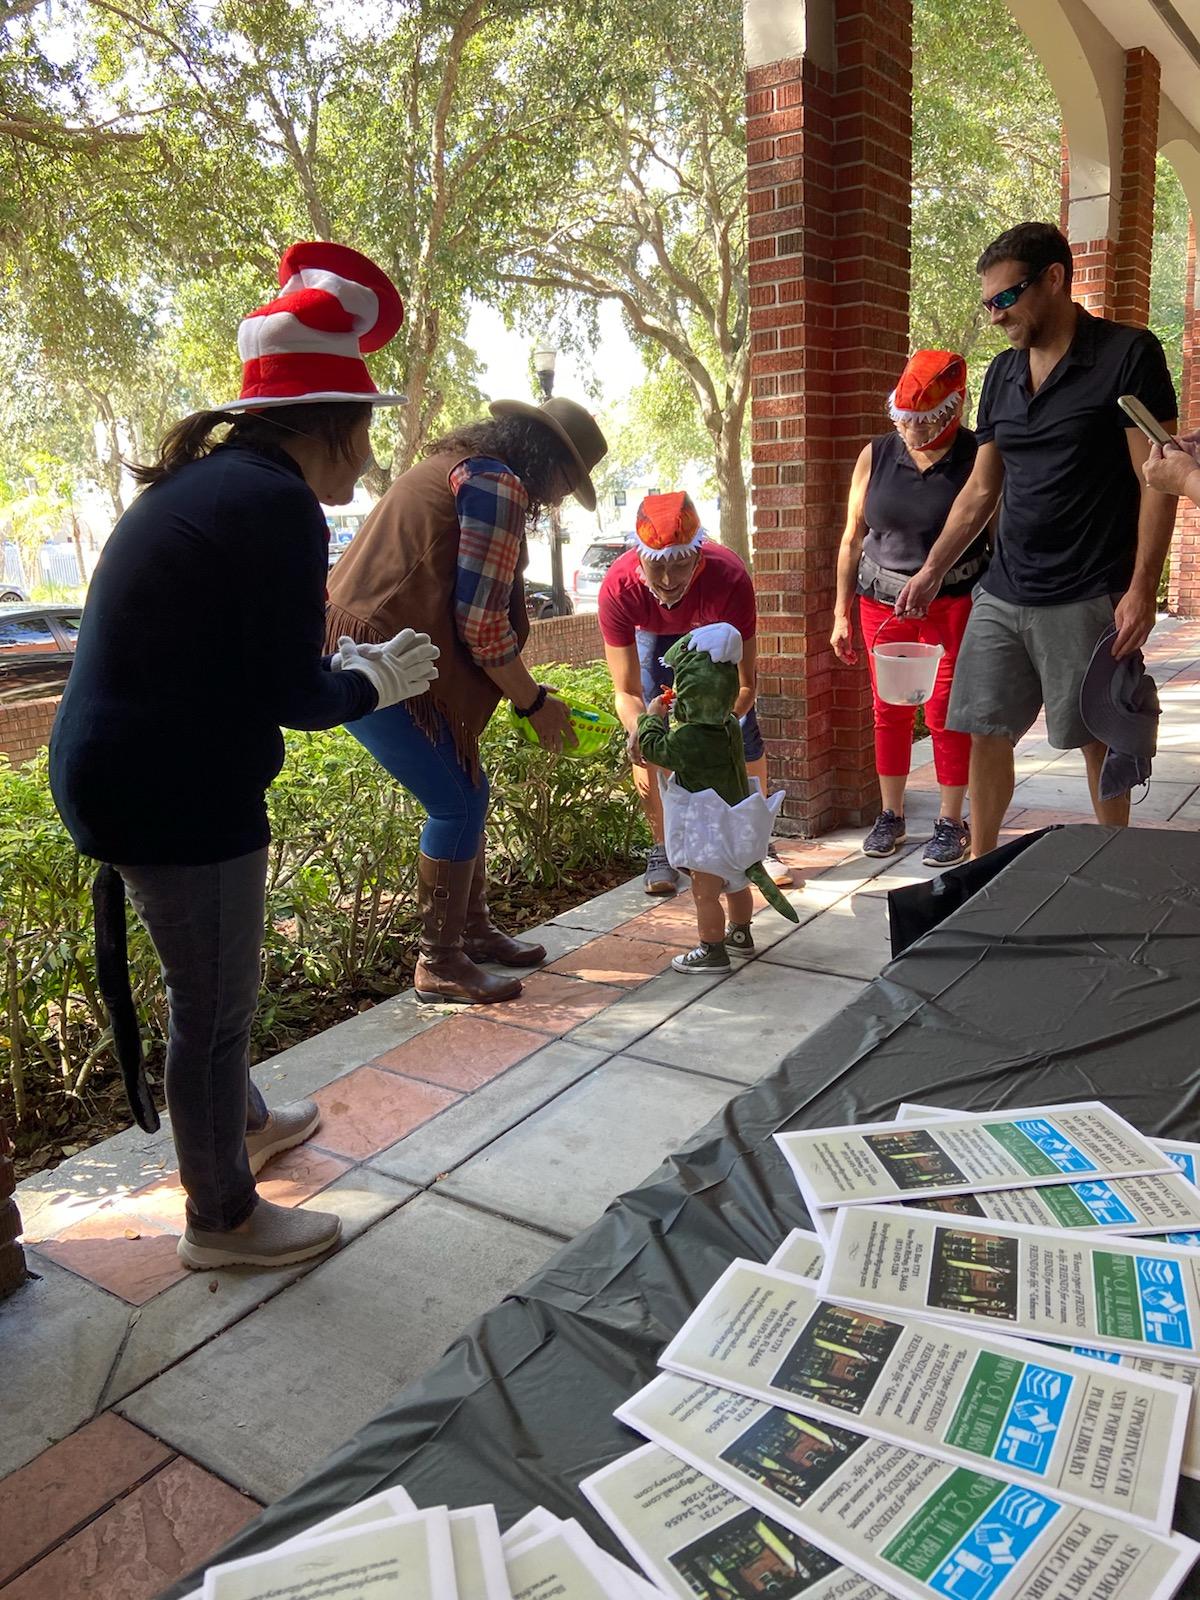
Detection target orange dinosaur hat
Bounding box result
[887,350,967,448]
[631,491,706,560]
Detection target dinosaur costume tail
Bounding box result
[745,862,800,923]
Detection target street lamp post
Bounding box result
[533,343,568,617]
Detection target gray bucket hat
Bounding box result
[1079,625,1159,801]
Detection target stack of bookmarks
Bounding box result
[198,1102,1200,1598]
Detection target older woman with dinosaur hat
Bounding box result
[830,349,986,865]
[325,395,607,1006]
[50,243,439,1271]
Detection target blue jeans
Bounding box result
[117,849,270,1233]
[636,630,764,762]
[347,701,489,861]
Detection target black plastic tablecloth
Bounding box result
[165,824,1200,1597]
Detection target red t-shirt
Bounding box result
[597,542,757,647]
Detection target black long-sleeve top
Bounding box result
[50,443,378,865]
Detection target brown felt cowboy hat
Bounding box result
[489,396,607,511]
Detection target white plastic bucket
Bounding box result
[871,612,943,706]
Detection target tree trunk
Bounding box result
[714,419,750,565]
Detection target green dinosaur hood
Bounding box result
[663,633,740,726]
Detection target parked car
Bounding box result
[524,580,574,621]
[572,538,625,603]
[327,527,356,570]
[0,581,27,603]
[0,602,82,704]
[326,511,368,570]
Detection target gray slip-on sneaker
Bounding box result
[178,1198,342,1270]
[644,842,680,896]
[245,1100,321,1176]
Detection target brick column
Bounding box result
[1112,48,1160,326]
[1061,49,1159,321]
[746,0,911,835]
[0,1117,26,1299]
[1168,219,1200,617]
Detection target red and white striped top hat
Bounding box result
[214,241,406,412]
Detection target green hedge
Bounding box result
[0,662,646,1130]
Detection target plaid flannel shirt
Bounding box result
[451,456,528,667]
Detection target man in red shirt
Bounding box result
[599,491,791,895]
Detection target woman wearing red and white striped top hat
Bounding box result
[51,243,439,1271]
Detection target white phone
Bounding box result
[1118,393,1174,446]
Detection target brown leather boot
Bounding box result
[414,854,522,1005]
[462,842,547,968]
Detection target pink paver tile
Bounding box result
[1,1456,259,1600]
[309,1066,460,1160]
[122,1144,352,1234]
[32,1208,187,1305]
[547,933,677,988]
[370,1013,546,1091]
[0,1415,173,1587]
[488,971,622,1036]
[17,1187,121,1245]
[614,898,704,947]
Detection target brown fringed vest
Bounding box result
[325,453,530,778]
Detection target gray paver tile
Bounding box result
[102,1169,417,1406]
[762,895,893,981]
[471,920,597,968]
[368,1039,608,1186]
[565,965,731,1053]
[627,961,866,1082]
[549,875,660,932]
[439,1055,739,1237]
[116,1193,558,1503]
[0,1257,133,1477]
[16,1123,177,1242]
[1012,772,1194,821]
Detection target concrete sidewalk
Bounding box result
[4,615,1200,1599]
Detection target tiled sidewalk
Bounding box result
[5,615,1200,1599]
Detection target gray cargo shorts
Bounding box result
[946,589,1116,748]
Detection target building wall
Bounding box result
[522,611,605,670]
[0,697,59,766]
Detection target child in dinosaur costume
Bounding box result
[637,623,798,973]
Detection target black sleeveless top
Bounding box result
[859,427,986,596]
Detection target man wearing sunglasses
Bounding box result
[896,221,1178,857]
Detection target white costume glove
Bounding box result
[331,632,439,710]
[684,622,743,664]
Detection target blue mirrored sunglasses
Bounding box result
[981,264,1047,313]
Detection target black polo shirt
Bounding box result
[975,308,1176,606]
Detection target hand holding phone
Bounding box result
[1118,393,1174,447]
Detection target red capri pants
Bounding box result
[859,592,973,786]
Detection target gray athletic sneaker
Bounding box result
[644,842,680,896]
[245,1099,321,1176]
[923,817,971,868]
[671,942,731,974]
[862,810,907,858]
[724,923,755,957]
[178,1197,342,1270]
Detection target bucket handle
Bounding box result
[871,607,915,647]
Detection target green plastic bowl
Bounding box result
[510,697,619,760]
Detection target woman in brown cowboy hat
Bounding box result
[326,396,608,1005]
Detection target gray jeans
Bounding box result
[116,849,269,1232]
